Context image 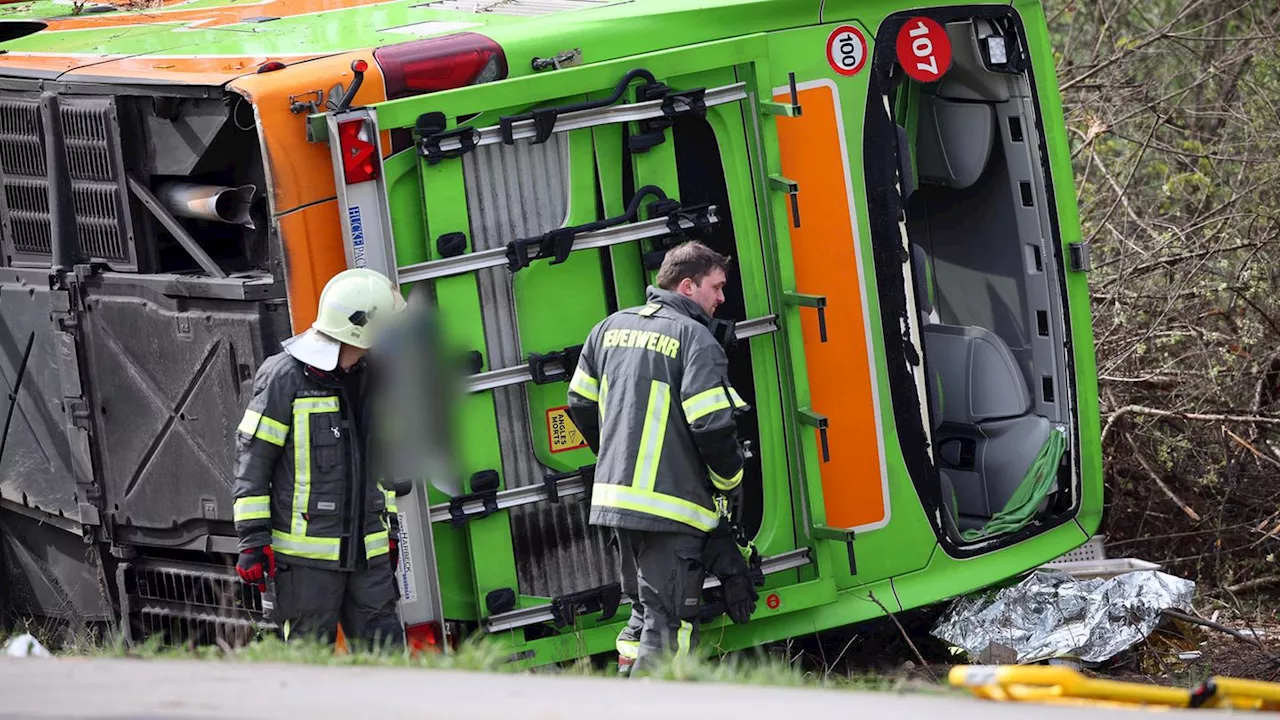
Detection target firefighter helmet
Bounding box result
[282,268,406,371]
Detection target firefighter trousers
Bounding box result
[614,528,706,675]
[274,558,404,651]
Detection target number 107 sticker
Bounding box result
[826,25,868,77]
[896,16,953,83]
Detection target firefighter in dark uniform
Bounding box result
[232,267,408,650]
[567,241,749,676]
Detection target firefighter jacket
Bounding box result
[232,351,398,570]
[567,286,749,536]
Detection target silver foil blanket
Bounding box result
[931,569,1196,664]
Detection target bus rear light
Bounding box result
[373,32,508,100]
[338,117,379,184]
[406,621,443,655]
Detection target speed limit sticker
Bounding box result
[896,16,952,83]
[825,25,867,77]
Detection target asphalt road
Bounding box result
[0,657,1219,719]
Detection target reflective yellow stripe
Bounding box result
[616,638,639,659]
[591,483,718,532]
[257,416,289,445]
[365,530,389,559]
[709,465,743,491]
[632,380,670,492]
[383,487,398,515]
[233,496,270,522]
[674,621,693,661]
[682,386,744,424]
[291,396,340,536]
[294,397,340,411]
[569,366,600,402]
[271,529,340,561]
[238,410,288,447]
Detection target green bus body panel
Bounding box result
[0,0,1101,666]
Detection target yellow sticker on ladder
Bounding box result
[547,406,586,453]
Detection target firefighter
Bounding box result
[567,240,749,676]
[232,267,408,651]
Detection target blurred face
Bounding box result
[678,267,727,317]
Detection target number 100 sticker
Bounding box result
[826,25,868,77]
[896,16,952,83]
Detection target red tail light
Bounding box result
[374,32,508,100]
[406,621,443,656]
[338,117,379,184]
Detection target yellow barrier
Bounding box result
[949,665,1280,711]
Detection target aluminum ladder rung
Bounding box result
[428,82,747,155]
[428,473,588,525]
[397,206,719,285]
[484,548,813,633]
[463,314,779,394]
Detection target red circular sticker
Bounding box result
[766,593,781,610]
[895,17,952,83]
[825,25,868,77]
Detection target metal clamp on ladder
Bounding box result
[416,112,481,165]
[528,345,583,385]
[549,582,622,628]
[446,470,502,527]
[629,80,709,153]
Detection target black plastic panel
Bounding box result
[0,508,112,621]
[0,276,78,520]
[78,283,289,540]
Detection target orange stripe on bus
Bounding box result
[231,51,388,333]
[40,0,397,32]
[773,80,888,531]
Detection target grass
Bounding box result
[0,618,958,694]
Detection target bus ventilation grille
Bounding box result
[0,92,138,270]
[116,558,275,649]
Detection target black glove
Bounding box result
[701,522,759,625]
[721,571,758,624]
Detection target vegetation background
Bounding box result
[1046,0,1280,597]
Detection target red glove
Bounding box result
[236,546,276,590]
[389,537,399,569]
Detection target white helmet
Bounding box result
[282,268,407,371]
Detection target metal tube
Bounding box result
[127,176,227,278]
[40,93,78,272]
[155,181,257,229]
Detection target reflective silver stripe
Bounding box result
[365,530,390,558]
[599,374,609,422]
[255,418,289,446]
[592,483,718,532]
[708,465,743,491]
[569,366,600,402]
[631,380,670,492]
[233,496,270,522]
[271,529,340,561]
[238,410,289,447]
[291,396,340,536]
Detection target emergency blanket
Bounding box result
[931,568,1196,664]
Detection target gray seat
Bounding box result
[921,323,1051,531]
